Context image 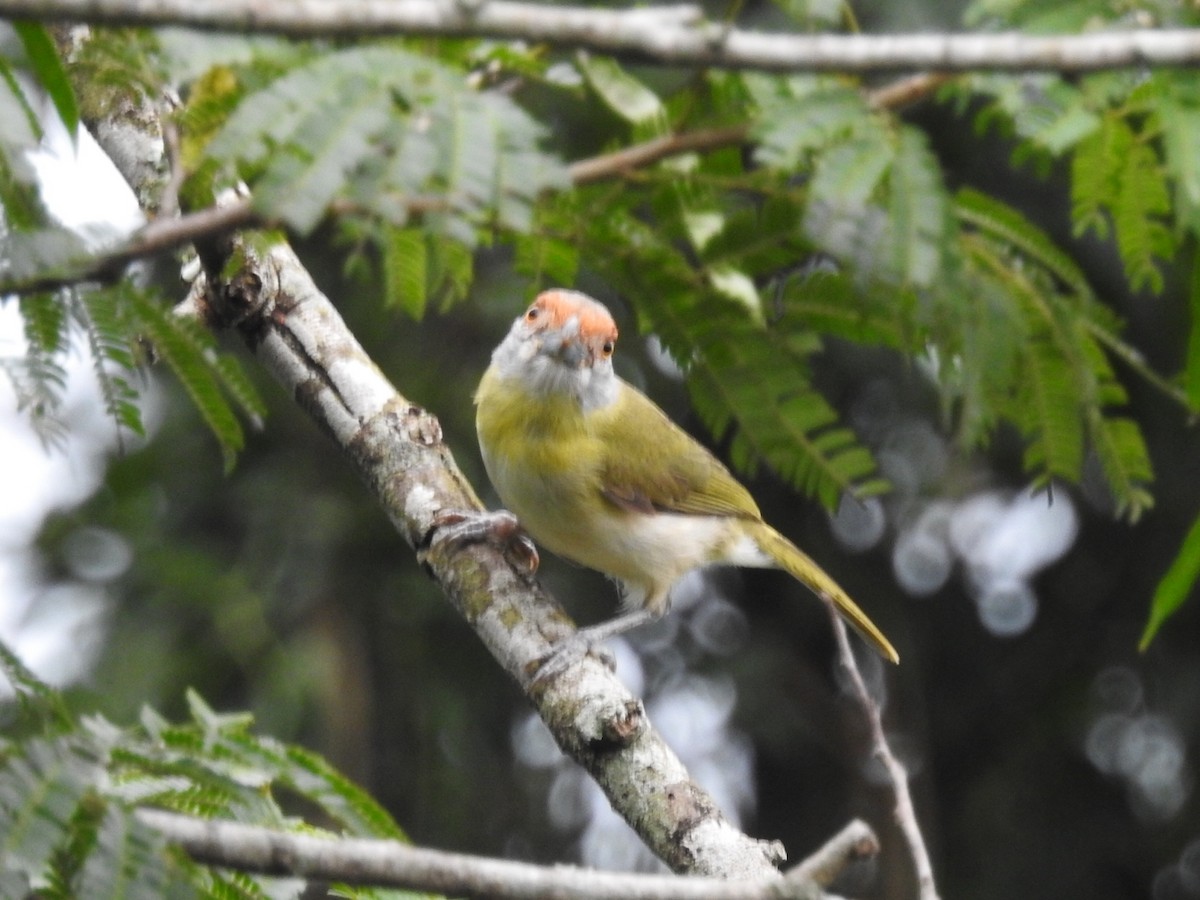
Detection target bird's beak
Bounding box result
[558,339,589,368]
[533,321,590,368]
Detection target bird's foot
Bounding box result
[532,609,659,682]
[533,631,617,683]
[426,509,539,575]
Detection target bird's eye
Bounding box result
[600,340,615,358]
[525,307,540,322]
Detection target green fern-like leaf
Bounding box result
[1077,333,1154,520]
[125,291,247,473]
[748,75,873,170]
[0,738,99,881]
[0,641,73,732]
[0,54,44,151]
[884,126,950,288]
[808,132,895,210]
[75,805,173,900]
[1112,138,1174,294]
[13,21,79,140]
[19,291,68,355]
[207,351,266,431]
[577,53,666,129]
[1152,73,1200,234]
[956,187,1093,300]
[204,46,567,243]
[74,288,147,442]
[267,743,405,839]
[781,269,911,350]
[961,214,1154,515]
[0,650,418,895]
[1070,113,1129,241]
[1141,508,1200,650]
[968,74,1100,172]
[513,229,579,291]
[253,80,393,234]
[4,292,70,445]
[689,352,882,509]
[1088,411,1154,521]
[1016,336,1086,486]
[381,226,429,319]
[1070,110,1175,293]
[647,281,883,507]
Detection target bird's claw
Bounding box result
[428,509,540,575]
[532,632,617,683]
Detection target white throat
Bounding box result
[491,330,620,412]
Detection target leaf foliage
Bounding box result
[201,45,569,242]
[0,641,418,900]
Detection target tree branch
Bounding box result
[0,200,258,295]
[827,604,939,900]
[135,808,876,899]
[7,0,1200,72]
[568,126,749,185]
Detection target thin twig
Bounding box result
[136,808,874,899]
[0,200,259,295]
[156,91,186,220]
[826,603,940,900]
[866,72,956,110]
[785,818,879,889]
[568,126,749,184]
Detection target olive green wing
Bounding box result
[594,382,762,520]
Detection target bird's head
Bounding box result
[490,289,621,410]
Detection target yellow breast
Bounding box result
[474,367,743,612]
[475,367,603,560]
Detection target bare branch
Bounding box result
[0,200,259,295]
[568,126,749,184]
[137,808,876,899]
[6,0,1200,72]
[785,819,879,889]
[865,72,956,110]
[827,604,939,900]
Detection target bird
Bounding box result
[472,288,898,664]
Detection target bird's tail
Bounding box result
[748,521,899,664]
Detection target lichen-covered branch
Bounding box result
[136,808,877,899]
[8,0,1200,72]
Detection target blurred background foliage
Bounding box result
[4,0,1200,897]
